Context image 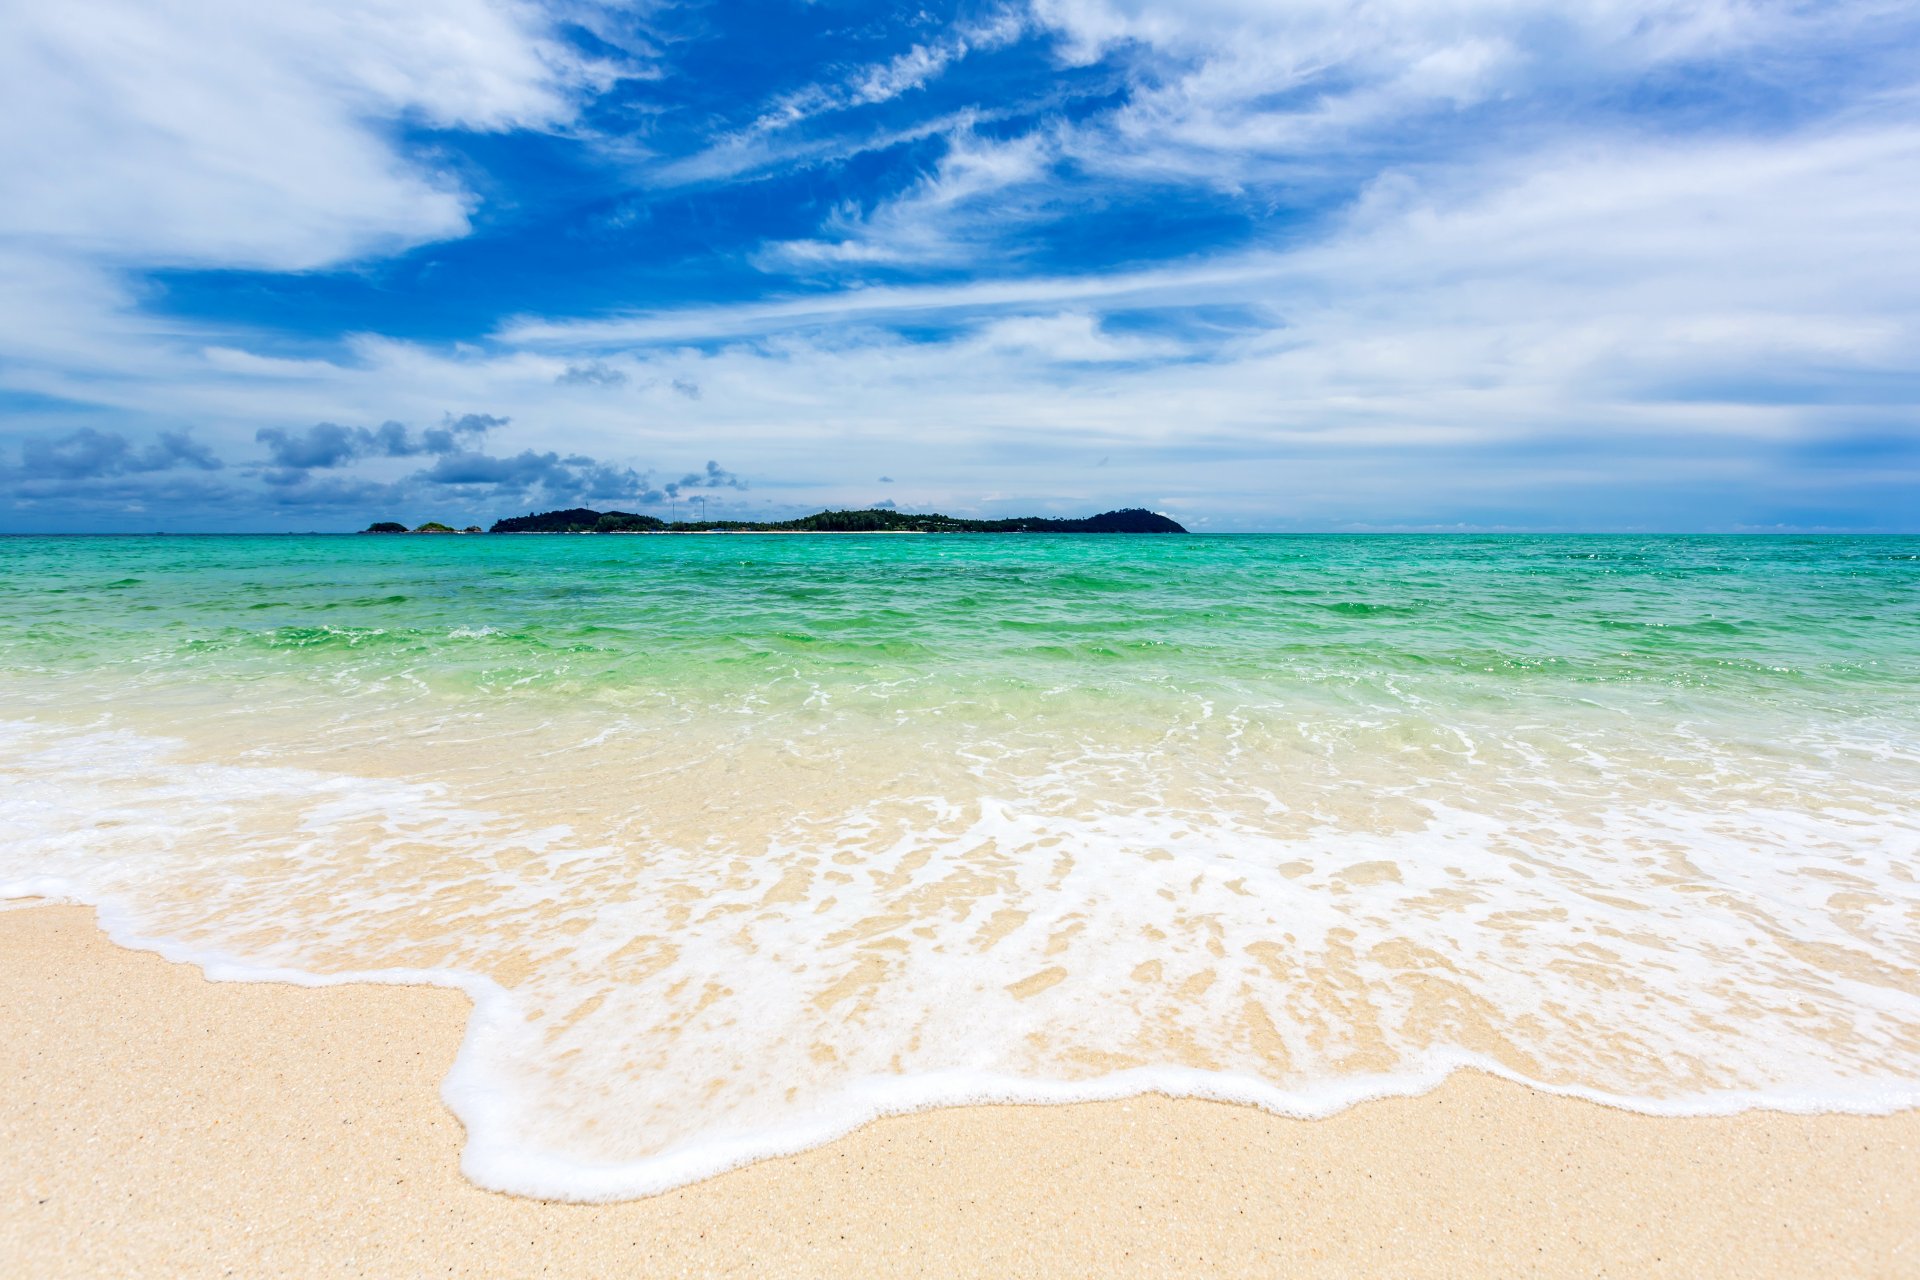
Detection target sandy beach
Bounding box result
[8,0,1920,1268]
[1,904,1914,1278]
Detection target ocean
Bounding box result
[3,532,1917,1199]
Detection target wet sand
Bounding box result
[3,904,1917,1278]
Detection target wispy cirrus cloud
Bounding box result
[740,0,1920,278]
[752,9,1027,135]
[758,124,1057,268]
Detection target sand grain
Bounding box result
[3,905,1917,1278]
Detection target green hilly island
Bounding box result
[364,507,1187,534]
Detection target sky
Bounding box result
[2,0,1917,532]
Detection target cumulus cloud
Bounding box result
[0,0,630,499]
[7,427,232,520]
[410,447,663,507]
[259,474,407,510]
[255,413,502,477]
[434,413,510,449]
[256,422,383,471]
[557,361,628,387]
[664,460,747,497]
[248,436,714,518]
[18,428,223,479]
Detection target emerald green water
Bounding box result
[3,534,1918,1198]
[6,534,1916,695]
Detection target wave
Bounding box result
[4,712,1918,1201]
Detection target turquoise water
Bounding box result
[3,534,1918,1197]
[6,533,1917,693]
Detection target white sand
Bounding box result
[4,904,1917,1277]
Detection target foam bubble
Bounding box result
[4,532,1918,1199]
[4,700,1918,1202]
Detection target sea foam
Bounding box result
[2,533,1917,1200]
[4,706,1918,1201]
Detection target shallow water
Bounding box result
[3,533,1918,1197]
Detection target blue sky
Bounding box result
[2,0,1917,531]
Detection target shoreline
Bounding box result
[5,905,1917,1276]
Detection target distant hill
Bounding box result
[487,506,1186,534]
[360,520,488,534]
[489,508,667,534]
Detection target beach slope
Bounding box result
[3,905,1916,1278]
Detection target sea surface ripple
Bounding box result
[3,533,1917,1197]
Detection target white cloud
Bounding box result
[660,10,1035,187]
[2,2,1915,529]
[757,125,1056,267]
[1009,0,1911,202]
[745,9,1027,137]
[0,0,628,512]
[11,117,1915,527]
[969,312,1184,362]
[1033,0,1810,162]
[0,0,619,270]
[751,0,1915,274]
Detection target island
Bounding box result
[485,506,1187,534]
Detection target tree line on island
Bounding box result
[364,521,483,534]
[363,507,1187,534]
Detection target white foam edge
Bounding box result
[9,877,1920,1204]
